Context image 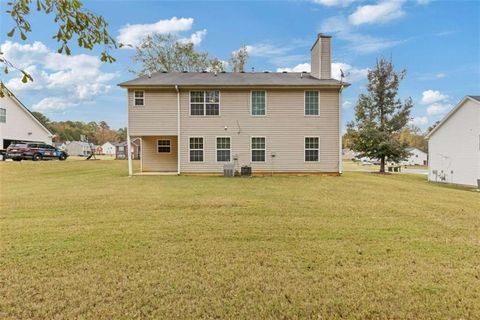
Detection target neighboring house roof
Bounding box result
[426,95,480,138]
[66,141,93,147]
[1,86,53,137]
[118,72,349,87]
[468,95,480,102]
[115,138,140,148]
[406,147,427,154]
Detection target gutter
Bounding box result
[339,85,344,174]
[175,85,180,175]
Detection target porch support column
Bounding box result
[126,90,133,177]
[175,85,181,175]
[338,85,344,174]
[127,129,133,177]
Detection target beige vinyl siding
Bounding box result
[320,37,331,79]
[128,89,178,136]
[178,88,340,173]
[141,136,177,172]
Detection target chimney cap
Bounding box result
[317,33,332,38]
[311,33,331,51]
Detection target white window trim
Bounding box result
[0,108,6,123]
[304,136,320,163]
[157,139,172,154]
[133,90,145,106]
[250,136,267,163]
[304,90,320,116]
[250,90,267,116]
[189,91,221,117]
[215,136,232,163]
[188,136,205,163]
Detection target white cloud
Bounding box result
[421,90,449,105]
[179,29,207,46]
[320,15,404,54]
[417,0,431,4]
[277,63,311,73]
[242,41,309,67]
[117,17,194,47]
[32,97,79,112]
[245,44,291,57]
[332,62,368,82]
[349,0,405,26]
[409,116,428,126]
[1,40,116,112]
[277,62,368,83]
[342,100,353,109]
[427,103,452,115]
[321,15,351,34]
[435,73,446,79]
[312,0,357,7]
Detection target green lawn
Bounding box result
[1,160,479,319]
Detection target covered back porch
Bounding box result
[130,135,178,174]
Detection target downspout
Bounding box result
[175,85,180,175]
[127,91,133,176]
[338,85,344,174]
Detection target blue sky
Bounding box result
[1,0,479,130]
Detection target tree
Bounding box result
[31,111,51,129]
[1,0,117,96]
[117,127,127,141]
[427,120,440,134]
[347,58,413,173]
[398,126,427,152]
[229,46,248,72]
[131,33,223,76]
[30,111,122,144]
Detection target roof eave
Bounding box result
[118,82,349,89]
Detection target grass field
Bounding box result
[1,160,479,319]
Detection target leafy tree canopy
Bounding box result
[1,0,116,96]
[32,111,124,145]
[347,58,413,172]
[229,46,249,72]
[131,33,226,76]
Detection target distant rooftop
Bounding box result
[468,95,480,102]
[118,71,348,87]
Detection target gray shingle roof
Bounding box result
[468,95,480,102]
[118,72,348,87]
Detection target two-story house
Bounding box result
[119,34,348,175]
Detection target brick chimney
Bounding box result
[310,33,331,79]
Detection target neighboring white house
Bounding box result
[400,148,428,166]
[426,96,480,187]
[0,88,53,149]
[65,141,94,156]
[101,141,116,155]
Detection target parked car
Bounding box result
[6,143,68,161]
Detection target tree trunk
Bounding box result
[380,156,385,173]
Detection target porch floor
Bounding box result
[134,172,178,176]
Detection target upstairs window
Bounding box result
[251,137,266,162]
[190,91,220,116]
[134,91,144,106]
[189,137,204,162]
[305,137,319,162]
[157,139,171,153]
[305,91,319,116]
[216,137,231,162]
[251,91,266,116]
[0,108,5,123]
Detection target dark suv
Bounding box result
[6,143,68,161]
